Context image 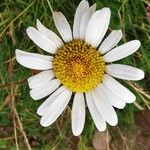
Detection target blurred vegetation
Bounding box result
[0,0,150,149]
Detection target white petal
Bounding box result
[85,8,111,47]
[99,30,122,54]
[53,12,72,42]
[37,86,66,116]
[106,64,145,81]
[73,0,89,39]
[40,89,72,127]
[98,84,126,109]
[79,4,96,40]
[27,70,54,89]
[36,19,63,49]
[103,74,136,103]
[86,92,106,132]
[72,93,85,136]
[26,27,58,54]
[15,49,52,70]
[103,40,141,62]
[92,87,118,126]
[30,79,60,100]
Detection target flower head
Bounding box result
[16,0,144,136]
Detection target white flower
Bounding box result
[15,0,144,136]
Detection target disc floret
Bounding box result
[53,40,105,92]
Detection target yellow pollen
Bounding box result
[53,40,105,92]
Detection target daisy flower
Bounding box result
[15,0,144,136]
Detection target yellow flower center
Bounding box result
[53,40,105,92]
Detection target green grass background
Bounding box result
[0,0,150,149]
